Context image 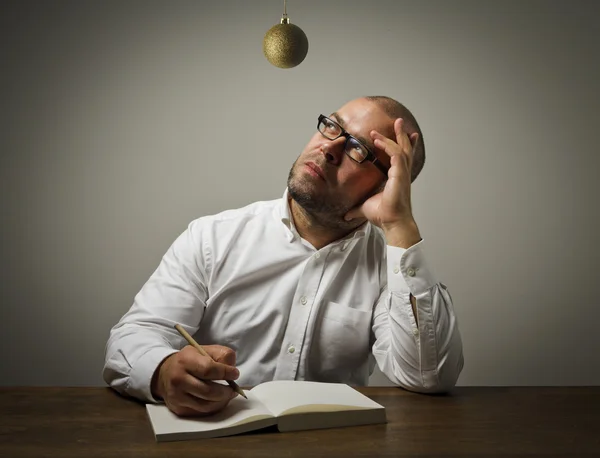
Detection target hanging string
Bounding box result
[284,0,287,17]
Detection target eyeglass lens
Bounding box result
[318,117,369,163]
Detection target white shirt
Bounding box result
[103,190,464,402]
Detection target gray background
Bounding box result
[1,0,599,387]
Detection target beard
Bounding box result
[286,158,357,227]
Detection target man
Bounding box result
[103,96,464,417]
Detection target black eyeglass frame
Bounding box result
[317,114,389,175]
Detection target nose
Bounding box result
[320,136,346,166]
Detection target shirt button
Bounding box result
[300,296,307,305]
[288,345,295,354]
[412,328,419,336]
[407,267,416,277]
[393,266,400,274]
[315,252,320,259]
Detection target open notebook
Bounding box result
[146,380,386,442]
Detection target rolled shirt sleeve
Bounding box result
[372,240,464,393]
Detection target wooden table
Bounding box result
[1,387,599,457]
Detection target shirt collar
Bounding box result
[279,188,292,226]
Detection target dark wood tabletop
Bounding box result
[1,386,599,457]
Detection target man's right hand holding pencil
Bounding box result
[151,343,241,417]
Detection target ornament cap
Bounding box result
[280,15,290,25]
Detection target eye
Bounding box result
[325,120,337,131]
[346,139,369,162]
[354,146,368,159]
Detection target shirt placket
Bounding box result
[273,248,328,380]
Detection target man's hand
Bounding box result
[151,345,240,417]
[345,118,422,249]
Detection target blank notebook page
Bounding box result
[250,381,383,417]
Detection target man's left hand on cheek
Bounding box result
[344,118,422,248]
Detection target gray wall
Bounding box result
[1,0,599,387]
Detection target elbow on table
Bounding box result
[102,351,130,395]
[403,373,459,395]
[412,352,464,394]
[392,351,464,395]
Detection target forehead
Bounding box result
[332,99,395,140]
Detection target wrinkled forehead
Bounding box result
[332,100,395,140]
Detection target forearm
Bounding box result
[103,223,209,401]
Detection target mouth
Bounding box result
[305,161,325,181]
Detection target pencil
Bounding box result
[174,324,247,399]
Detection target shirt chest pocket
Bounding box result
[308,300,372,381]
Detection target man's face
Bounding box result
[288,98,395,220]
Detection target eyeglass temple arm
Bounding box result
[371,156,389,176]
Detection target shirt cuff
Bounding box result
[386,239,438,296]
[129,346,179,403]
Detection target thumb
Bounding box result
[202,359,240,381]
[344,205,366,222]
[203,345,237,367]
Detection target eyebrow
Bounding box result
[330,112,376,151]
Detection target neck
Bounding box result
[289,198,359,250]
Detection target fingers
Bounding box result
[168,370,235,403]
[176,373,237,403]
[409,132,419,149]
[167,390,236,417]
[371,118,419,159]
[394,118,419,153]
[156,346,241,417]
[394,118,411,152]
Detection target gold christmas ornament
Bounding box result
[263,0,308,69]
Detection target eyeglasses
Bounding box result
[317,114,388,175]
